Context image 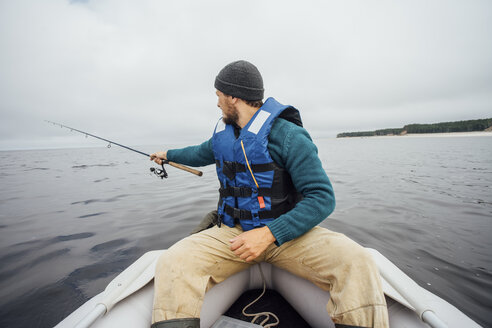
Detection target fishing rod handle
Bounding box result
[168,161,203,176]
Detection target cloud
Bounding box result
[1,0,491,150]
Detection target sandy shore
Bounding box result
[399,131,491,138]
[340,131,492,139]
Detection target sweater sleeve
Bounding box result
[166,138,215,167]
[266,124,335,246]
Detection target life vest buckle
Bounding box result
[252,211,261,227]
[222,161,237,180]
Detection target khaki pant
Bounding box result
[153,225,389,328]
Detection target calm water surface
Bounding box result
[0,136,491,327]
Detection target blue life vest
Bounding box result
[212,97,303,231]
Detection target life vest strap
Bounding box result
[224,204,287,221]
[219,186,274,198]
[216,160,276,174]
[219,186,253,198]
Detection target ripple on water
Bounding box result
[54,233,95,242]
[0,248,71,283]
[93,178,109,183]
[71,194,131,205]
[90,239,128,253]
[72,163,117,169]
[77,212,107,219]
[23,167,50,171]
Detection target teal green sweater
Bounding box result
[167,118,335,245]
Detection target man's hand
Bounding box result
[150,151,167,165]
[229,226,276,262]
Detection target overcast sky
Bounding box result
[1,0,491,150]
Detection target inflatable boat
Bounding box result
[55,248,481,328]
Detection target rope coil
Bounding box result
[241,263,279,328]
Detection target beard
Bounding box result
[222,103,239,125]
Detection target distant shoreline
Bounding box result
[336,118,492,138]
[337,131,492,139]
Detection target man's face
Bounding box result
[216,90,239,125]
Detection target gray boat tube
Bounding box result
[74,304,106,328]
[367,248,449,328]
[422,310,448,328]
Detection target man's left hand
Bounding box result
[229,226,276,262]
[150,151,167,165]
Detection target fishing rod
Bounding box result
[45,120,203,178]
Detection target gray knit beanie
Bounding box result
[214,60,264,101]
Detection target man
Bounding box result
[150,60,389,328]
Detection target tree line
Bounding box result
[337,118,492,138]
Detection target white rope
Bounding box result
[241,263,280,328]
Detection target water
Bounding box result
[0,136,491,327]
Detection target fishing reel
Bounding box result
[150,160,169,179]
